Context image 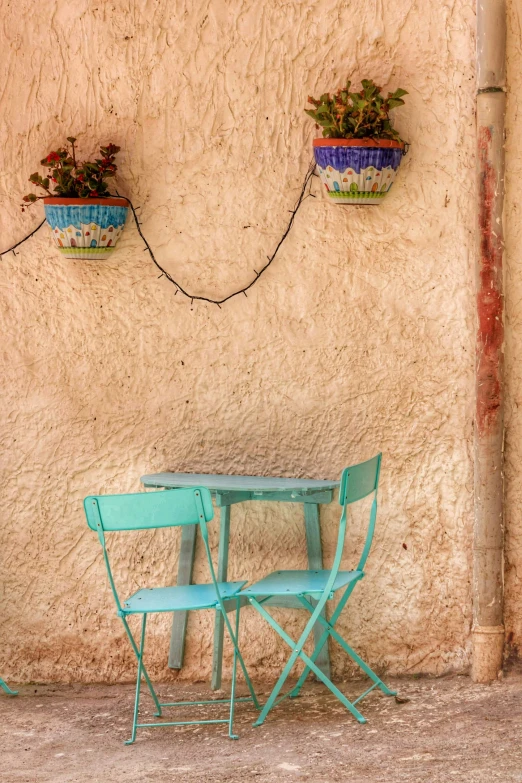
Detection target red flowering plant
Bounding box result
[21,137,121,209]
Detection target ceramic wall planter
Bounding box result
[313,139,405,205]
[43,197,128,259]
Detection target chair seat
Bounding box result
[240,569,363,598]
[122,581,247,614]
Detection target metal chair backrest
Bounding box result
[339,453,381,506]
[84,487,214,534]
[325,454,382,596]
[84,487,215,614]
[338,453,381,573]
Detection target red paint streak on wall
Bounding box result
[476,125,504,437]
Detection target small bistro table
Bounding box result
[141,472,340,690]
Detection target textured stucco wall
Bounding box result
[0,0,476,684]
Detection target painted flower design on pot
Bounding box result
[305,78,408,205]
[21,137,128,258]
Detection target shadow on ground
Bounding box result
[1,671,522,783]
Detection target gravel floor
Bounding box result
[1,670,522,782]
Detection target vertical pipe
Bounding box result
[473,0,506,683]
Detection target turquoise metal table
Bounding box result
[141,472,340,690]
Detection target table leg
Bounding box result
[211,504,231,690]
[304,503,332,680]
[168,523,197,669]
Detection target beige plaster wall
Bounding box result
[0,0,476,684]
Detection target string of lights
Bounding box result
[0,160,317,306]
[1,218,46,257]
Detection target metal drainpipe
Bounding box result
[472,0,506,683]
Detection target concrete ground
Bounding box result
[1,671,522,783]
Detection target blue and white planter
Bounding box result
[313,138,405,205]
[43,197,128,259]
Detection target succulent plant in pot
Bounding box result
[22,137,128,259]
[306,79,408,205]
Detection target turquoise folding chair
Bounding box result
[0,678,17,696]
[1,610,17,698]
[241,454,397,726]
[84,487,259,744]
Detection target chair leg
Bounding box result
[212,505,231,691]
[0,678,18,696]
[328,629,396,696]
[297,595,397,697]
[125,614,148,746]
[296,645,367,724]
[249,598,366,727]
[289,626,331,699]
[120,615,162,717]
[227,599,240,740]
[220,600,260,711]
[304,502,332,680]
[289,580,358,699]
[289,584,356,698]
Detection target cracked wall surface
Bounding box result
[0,0,476,683]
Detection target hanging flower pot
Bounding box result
[43,197,128,259]
[313,138,405,205]
[21,137,128,258]
[305,78,408,206]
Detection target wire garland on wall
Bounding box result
[1,161,317,307]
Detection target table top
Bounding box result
[141,472,340,494]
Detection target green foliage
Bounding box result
[21,138,121,209]
[305,79,407,141]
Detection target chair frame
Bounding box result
[0,678,17,696]
[242,454,397,726]
[85,487,259,744]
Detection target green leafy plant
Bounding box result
[21,137,121,209]
[305,79,407,141]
